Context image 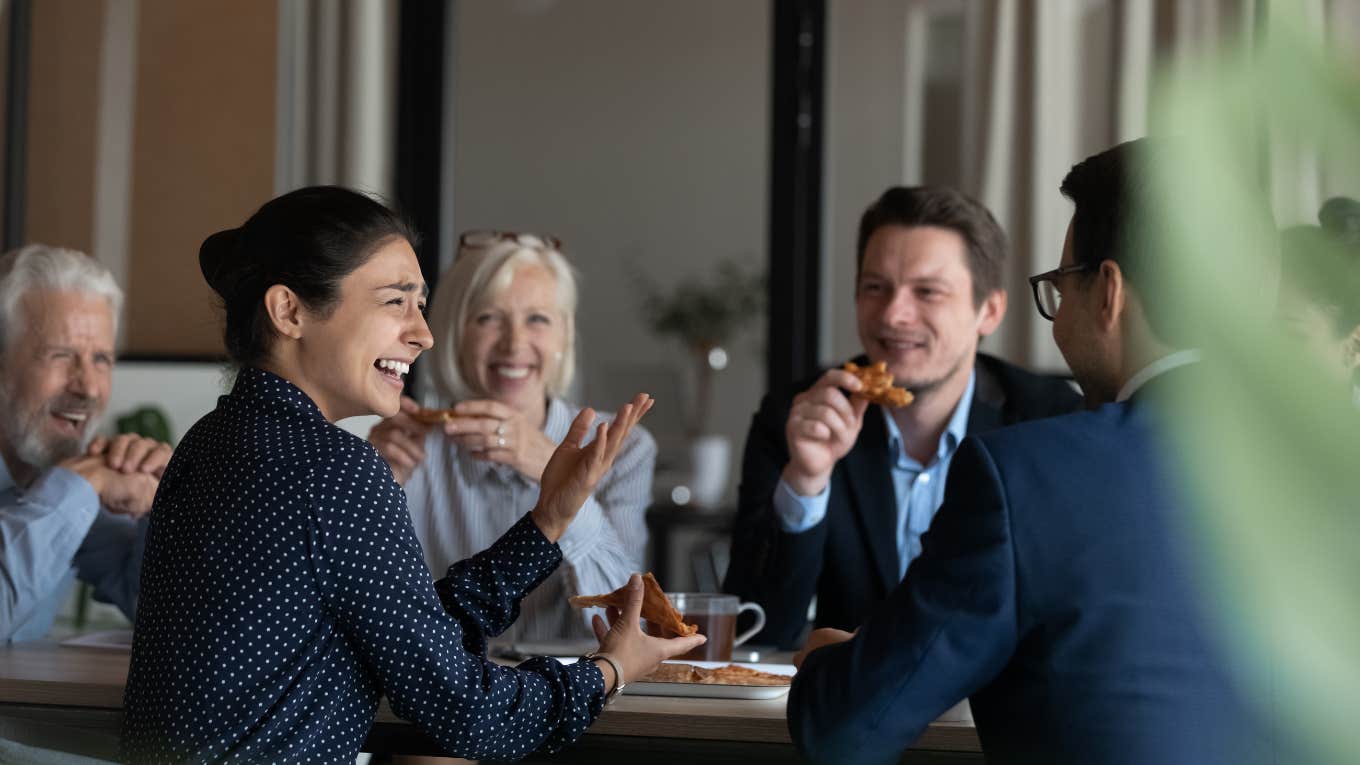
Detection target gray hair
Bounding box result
[0,244,124,357]
[428,238,578,402]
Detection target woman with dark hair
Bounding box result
[121,186,703,764]
[1279,196,1360,394]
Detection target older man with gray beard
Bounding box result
[0,244,171,642]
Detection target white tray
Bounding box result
[625,661,795,699]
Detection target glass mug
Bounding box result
[644,593,766,661]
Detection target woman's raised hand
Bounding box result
[368,396,431,485]
[530,392,653,542]
[589,574,707,690]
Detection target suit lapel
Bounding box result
[965,355,1006,435]
[843,405,901,594]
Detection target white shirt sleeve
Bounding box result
[557,427,656,618]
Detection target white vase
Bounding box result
[687,434,732,509]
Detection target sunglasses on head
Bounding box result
[458,230,563,254]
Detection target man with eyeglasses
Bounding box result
[786,139,1264,765]
[724,186,1080,649]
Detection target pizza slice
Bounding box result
[701,663,792,686]
[569,572,698,637]
[640,663,712,683]
[842,360,914,408]
[408,407,462,426]
[638,662,792,686]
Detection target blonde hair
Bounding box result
[428,238,578,402]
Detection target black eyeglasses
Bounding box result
[1028,264,1092,321]
[458,230,563,254]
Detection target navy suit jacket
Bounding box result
[788,377,1264,765]
[723,353,1080,647]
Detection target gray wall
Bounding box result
[451,0,771,503]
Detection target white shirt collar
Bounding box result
[1115,349,1203,402]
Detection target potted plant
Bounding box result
[639,257,765,507]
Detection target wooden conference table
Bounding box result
[0,641,981,764]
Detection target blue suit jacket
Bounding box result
[788,382,1264,764]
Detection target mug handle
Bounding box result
[733,602,766,647]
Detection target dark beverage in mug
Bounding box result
[648,612,736,661]
[644,593,765,663]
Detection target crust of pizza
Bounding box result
[640,663,710,683]
[842,361,914,408]
[408,407,461,426]
[569,572,698,637]
[639,662,792,686]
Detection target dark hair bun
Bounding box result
[199,227,245,299]
[1319,196,1360,248]
[201,185,419,368]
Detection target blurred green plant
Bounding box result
[636,258,765,436]
[116,406,173,444]
[640,258,766,354]
[1145,7,1360,763]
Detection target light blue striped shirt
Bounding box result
[403,397,656,641]
[774,371,976,579]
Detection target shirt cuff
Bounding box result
[556,496,604,563]
[28,467,101,523]
[773,478,830,533]
[497,513,566,589]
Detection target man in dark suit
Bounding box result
[788,140,1267,764]
[723,186,1080,648]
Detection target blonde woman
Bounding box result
[370,231,656,641]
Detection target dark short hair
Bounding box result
[1059,140,1148,276]
[1283,196,1360,337]
[856,186,1007,306]
[1319,196,1360,248]
[199,186,419,367]
[1059,139,1185,342]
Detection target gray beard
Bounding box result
[0,389,97,477]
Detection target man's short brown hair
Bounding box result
[856,186,1007,307]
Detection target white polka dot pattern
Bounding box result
[121,367,604,764]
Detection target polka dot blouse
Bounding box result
[121,367,605,764]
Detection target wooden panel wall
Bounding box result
[125,0,277,355]
[25,0,104,252]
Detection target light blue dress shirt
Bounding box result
[0,457,145,642]
[774,371,976,579]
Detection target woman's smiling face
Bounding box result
[458,262,566,414]
[296,237,434,421]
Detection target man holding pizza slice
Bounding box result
[724,186,1081,648]
[788,140,1269,765]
